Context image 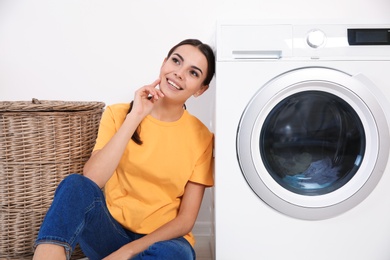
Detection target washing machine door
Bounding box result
[237,67,390,220]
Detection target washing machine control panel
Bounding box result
[293,25,390,59]
[217,23,390,60]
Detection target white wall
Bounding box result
[1,0,390,121]
[0,0,218,116]
[1,0,390,255]
[1,0,390,120]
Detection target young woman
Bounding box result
[33,39,216,260]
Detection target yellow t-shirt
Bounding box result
[93,103,214,246]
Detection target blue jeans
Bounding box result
[34,174,195,260]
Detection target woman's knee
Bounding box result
[135,238,195,260]
[61,173,100,187]
[55,174,101,198]
[61,173,84,184]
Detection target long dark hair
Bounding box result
[128,39,216,145]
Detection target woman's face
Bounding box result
[159,44,209,104]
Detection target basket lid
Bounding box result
[0,99,105,112]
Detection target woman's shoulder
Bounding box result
[107,103,130,111]
[183,111,213,138]
[105,103,131,117]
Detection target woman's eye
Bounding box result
[172,57,180,64]
[190,70,199,77]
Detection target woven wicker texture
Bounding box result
[0,100,105,259]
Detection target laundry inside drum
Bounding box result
[260,91,366,196]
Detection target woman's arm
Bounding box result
[103,181,206,260]
[83,79,164,188]
[82,111,142,188]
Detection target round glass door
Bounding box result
[261,91,365,196]
[237,67,389,220]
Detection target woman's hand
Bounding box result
[131,79,164,119]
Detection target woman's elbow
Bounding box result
[83,165,104,188]
[178,215,197,235]
[184,223,195,235]
[82,162,94,179]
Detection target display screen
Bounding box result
[356,31,387,43]
[348,28,390,45]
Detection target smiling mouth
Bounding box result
[167,79,183,90]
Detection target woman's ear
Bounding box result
[193,85,209,98]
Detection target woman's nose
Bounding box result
[174,69,185,80]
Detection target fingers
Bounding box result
[141,78,164,101]
[151,78,164,99]
[130,79,164,118]
[150,78,161,87]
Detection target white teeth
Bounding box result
[168,80,181,90]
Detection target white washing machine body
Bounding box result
[215,22,390,260]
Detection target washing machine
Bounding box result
[215,22,390,260]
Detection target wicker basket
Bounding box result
[0,99,105,259]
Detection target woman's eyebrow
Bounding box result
[173,53,204,75]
